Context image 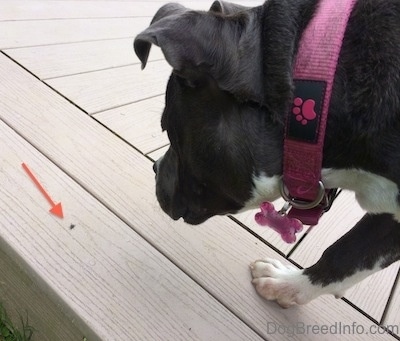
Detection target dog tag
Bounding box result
[255,201,303,243]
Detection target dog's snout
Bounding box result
[153,161,158,174]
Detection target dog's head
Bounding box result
[134,1,284,224]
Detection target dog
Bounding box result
[134,0,400,308]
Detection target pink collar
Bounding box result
[256,0,357,243]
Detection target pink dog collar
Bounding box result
[256,0,357,242]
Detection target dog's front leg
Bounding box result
[251,213,400,307]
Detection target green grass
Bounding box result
[0,303,33,341]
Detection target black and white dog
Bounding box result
[134,0,400,307]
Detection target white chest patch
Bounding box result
[239,173,281,211]
[244,169,400,221]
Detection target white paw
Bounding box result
[250,258,315,308]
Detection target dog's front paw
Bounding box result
[250,258,315,308]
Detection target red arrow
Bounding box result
[22,163,64,219]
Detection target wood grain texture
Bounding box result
[0,17,150,49]
[0,53,395,341]
[4,40,164,80]
[384,275,400,331]
[46,60,171,114]
[0,1,263,21]
[0,120,263,341]
[147,145,169,159]
[0,1,155,20]
[94,95,168,154]
[0,246,86,341]
[289,191,399,323]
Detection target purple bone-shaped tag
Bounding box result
[255,202,303,243]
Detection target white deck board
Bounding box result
[0,121,262,341]
[0,246,85,341]
[0,1,154,20]
[384,276,400,331]
[4,40,164,80]
[0,1,263,21]
[46,60,171,114]
[346,264,400,322]
[93,95,168,154]
[0,0,261,53]
[0,52,395,341]
[0,17,149,49]
[147,145,169,159]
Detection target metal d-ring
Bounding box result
[279,179,325,210]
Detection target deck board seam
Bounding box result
[145,143,171,158]
[2,50,155,158]
[41,59,165,81]
[2,36,139,51]
[89,93,165,115]
[0,16,152,23]
[381,268,400,325]
[0,36,136,51]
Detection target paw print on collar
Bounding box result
[292,97,317,125]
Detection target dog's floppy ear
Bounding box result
[134,3,188,70]
[134,3,264,104]
[134,3,230,83]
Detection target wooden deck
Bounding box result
[0,1,399,340]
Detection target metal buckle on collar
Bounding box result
[279,179,325,210]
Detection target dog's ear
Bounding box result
[209,1,250,15]
[134,3,188,70]
[134,3,264,104]
[134,3,230,80]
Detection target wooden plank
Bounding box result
[4,40,164,80]
[345,264,399,322]
[0,120,263,341]
[0,246,85,341]
[94,95,168,154]
[147,145,169,159]
[384,274,400,335]
[289,191,398,322]
[0,17,150,49]
[0,52,395,341]
[0,1,264,21]
[0,1,156,20]
[46,60,171,114]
